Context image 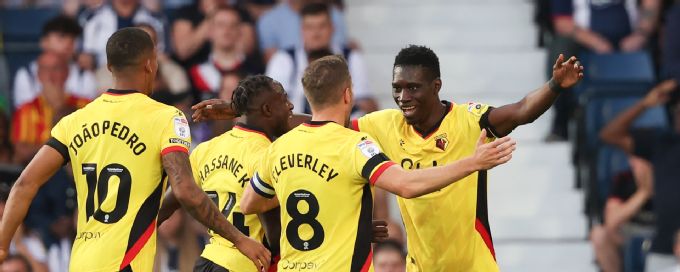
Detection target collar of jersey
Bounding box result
[302,120,336,127]
[105,89,139,96]
[412,100,454,139]
[234,122,274,142]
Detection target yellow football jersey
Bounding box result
[353,101,499,272]
[189,123,271,271]
[47,90,192,272]
[251,121,395,272]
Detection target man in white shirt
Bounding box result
[266,2,377,115]
[12,16,97,108]
[81,0,164,67]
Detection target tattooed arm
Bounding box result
[161,151,271,271]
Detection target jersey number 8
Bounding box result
[286,190,324,251]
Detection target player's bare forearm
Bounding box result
[375,133,515,198]
[489,82,560,136]
[0,146,63,257]
[376,158,477,198]
[161,151,245,244]
[258,207,281,251]
[241,184,279,214]
[603,191,650,232]
[599,102,646,154]
[157,189,180,226]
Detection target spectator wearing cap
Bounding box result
[12,16,97,109]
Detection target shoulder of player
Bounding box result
[453,101,490,117]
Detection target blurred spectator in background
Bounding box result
[154,210,202,272]
[243,0,277,20]
[1,254,32,272]
[96,23,189,95]
[590,156,655,272]
[81,0,164,68]
[373,240,406,272]
[11,52,90,165]
[210,72,241,136]
[189,7,263,99]
[172,0,258,68]
[600,79,680,271]
[0,186,47,272]
[551,0,660,54]
[12,15,97,109]
[545,0,662,141]
[266,3,376,115]
[62,0,105,23]
[257,0,349,61]
[0,111,12,164]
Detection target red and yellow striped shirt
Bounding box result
[11,95,90,145]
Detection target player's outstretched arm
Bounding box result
[600,79,677,154]
[0,146,64,262]
[241,182,280,215]
[487,54,584,136]
[374,130,515,199]
[161,151,271,271]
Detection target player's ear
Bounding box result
[261,103,272,117]
[433,77,442,94]
[144,58,152,73]
[343,87,352,105]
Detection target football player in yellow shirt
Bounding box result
[192,45,583,271]
[239,55,516,271]
[0,28,270,271]
[159,75,292,271]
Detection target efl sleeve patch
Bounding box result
[467,102,487,117]
[173,116,190,139]
[357,139,381,158]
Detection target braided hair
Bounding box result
[231,75,280,117]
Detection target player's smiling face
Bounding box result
[392,65,442,125]
[269,83,294,137]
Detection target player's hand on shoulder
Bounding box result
[234,235,272,272]
[551,54,585,89]
[472,129,516,170]
[191,99,238,122]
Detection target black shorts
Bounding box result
[194,257,229,272]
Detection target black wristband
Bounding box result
[548,78,566,93]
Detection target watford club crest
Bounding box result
[434,134,449,151]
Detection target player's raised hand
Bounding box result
[642,79,677,108]
[372,220,389,243]
[472,129,516,170]
[234,235,271,272]
[551,54,585,89]
[191,99,238,122]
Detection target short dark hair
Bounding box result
[105,27,155,72]
[307,48,334,63]
[394,45,441,79]
[4,254,33,272]
[301,55,350,108]
[232,75,280,116]
[42,15,82,38]
[374,240,406,259]
[300,3,330,18]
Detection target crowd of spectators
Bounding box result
[536,0,680,271]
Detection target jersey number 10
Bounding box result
[82,163,131,224]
